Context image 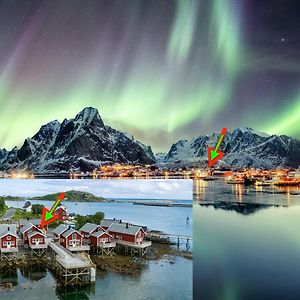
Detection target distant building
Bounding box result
[54,205,68,221]
[23,201,32,212]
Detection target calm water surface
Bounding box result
[6,199,192,236]
[194,178,300,300]
[0,257,192,300]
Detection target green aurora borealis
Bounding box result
[0,0,299,152]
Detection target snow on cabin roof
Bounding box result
[62,228,82,238]
[100,219,121,228]
[108,223,143,236]
[80,222,102,233]
[0,224,18,238]
[27,230,46,239]
[53,224,69,236]
[91,231,111,238]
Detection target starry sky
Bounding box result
[0,0,299,152]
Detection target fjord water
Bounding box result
[6,199,192,236]
[194,179,300,300]
[3,197,192,299]
[0,257,191,300]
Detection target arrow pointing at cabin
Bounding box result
[40,193,65,227]
[207,128,227,167]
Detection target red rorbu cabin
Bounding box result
[90,231,113,247]
[0,224,18,259]
[27,230,47,256]
[79,223,104,239]
[54,205,68,221]
[20,223,43,246]
[108,223,145,244]
[60,228,90,252]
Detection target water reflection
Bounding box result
[20,265,47,281]
[194,178,300,206]
[56,284,96,300]
[0,267,18,287]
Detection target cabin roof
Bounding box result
[0,224,18,238]
[28,230,46,239]
[20,223,34,234]
[108,223,143,236]
[91,231,111,238]
[55,205,67,211]
[100,219,121,228]
[0,224,17,234]
[80,222,102,233]
[62,228,82,238]
[53,224,69,236]
[19,219,41,226]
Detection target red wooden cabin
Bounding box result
[90,231,113,247]
[108,223,145,244]
[52,224,69,243]
[28,231,46,248]
[79,223,104,239]
[60,228,83,250]
[54,205,68,221]
[0,225,18,252]
[20,223,43,245]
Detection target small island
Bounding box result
[0,190,108,202]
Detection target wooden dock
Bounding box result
[49,241,95,286]
[115,240,152,257]
[146,232,192,250]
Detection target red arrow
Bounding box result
[40,193,65,227]
[208,128,227,167]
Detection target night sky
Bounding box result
[0,0,299,152]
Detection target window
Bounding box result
[7,236,11,240]
[72,233,76,239]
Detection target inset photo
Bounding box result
[0,179,192,299]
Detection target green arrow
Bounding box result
[208,128,227,166]
[45,193,64,221]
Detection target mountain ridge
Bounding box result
[0,108,299,171]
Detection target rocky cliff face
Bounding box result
[0,107,155,173]
[163,128,300,169]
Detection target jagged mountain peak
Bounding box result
[163,127,300,168]
[74,107,104,127]
[0,107,155,172]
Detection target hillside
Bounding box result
[32,190,107,202]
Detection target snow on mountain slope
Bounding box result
[0,107,155,173]
[163,128,300,169]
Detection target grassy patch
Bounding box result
[12,208,41,221]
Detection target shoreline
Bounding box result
[0,243,192,279]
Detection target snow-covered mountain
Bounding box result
[0,107,155,173]
[162,128,300,169]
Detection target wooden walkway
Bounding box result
[49,242,90,269]
[146,232,192,241]
[48,241,95,285]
